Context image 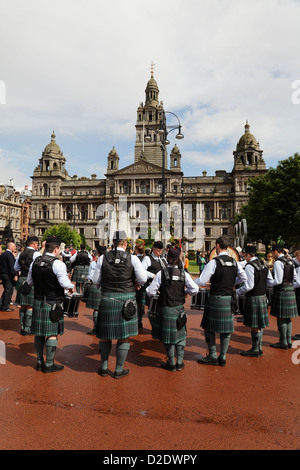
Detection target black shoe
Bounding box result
[160,361,176,371]
[36,361,44,371]
[197,356,218,365]
[236,316,244,322]
[270,342,288,350]
[97,367,108,377]
[42,363,64,373]
[176,362,185,371]
[240,348,260,357]
[1,308,14,312]
[113,369,130,379]
[292,334,300,340]
[218,357,226,367]
[20,330,31,336]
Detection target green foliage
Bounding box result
[42,223,82,248]
[240,153,300,245]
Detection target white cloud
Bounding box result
[0,0,299,185]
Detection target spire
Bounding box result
[245,120,250,133]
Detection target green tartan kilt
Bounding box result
[243,295,269,329]
[136,285,147,306]
[31,299,64,336]
[151,304,187,344]
[72,265,89,284]
[270,287,298,319]
[86,283,101,310]
[96,291,138,340]
[16,276,35,307]
[201,295,234,333]
[296,288,300,315]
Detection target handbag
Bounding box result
[122,298,137,320]
[49,300,65,323]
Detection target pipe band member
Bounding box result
[92,231,147,379]
[195,236,247,367]
[236,245,273,357]
[146,246,198,371]
[27,236,74,373]
[269,244,298,349]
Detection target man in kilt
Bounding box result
[92,231,147,378]
[85,245,106,335]
[146,246,198,371]
[70,243,92,293]
[14,236,41,335]
[195,236,247,367]
[27,236,74,372]
[141,241,167,328]
[269,244,299,349]
[236,245,273,357]
[292,251,300,340]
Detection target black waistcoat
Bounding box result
[210,255,238,296]
[32,255,64,301]
[146,254,165,275]
[101,250,135,293]
[19,248,35,277]
[246,258,268,297]
[159,265,186,307]
[74,251,90,266]
[274,256,294,291]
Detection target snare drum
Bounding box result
[191,288,209,310]
[64,293,82,317]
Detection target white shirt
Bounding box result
[146,265,199,298]
[70,250,92,263]
[268,254,298,287]
[236,256,274,296]
[195,251,247,287]
[14,247,42,272]
[92,247,147,288]
[141,253,166,280]
[27,252,74,290]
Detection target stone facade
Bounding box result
[29,73,267,251]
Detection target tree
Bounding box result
[42,223,82,248]
[238,153,300,247]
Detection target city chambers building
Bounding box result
[30,72,267,251]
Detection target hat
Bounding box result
[271,244,284,252]
[46,236,62,245]
[112,230,127,241]
[167,246,181,259]
[27,236,39,244]
[153,241,163,249]
[244,245,257,254]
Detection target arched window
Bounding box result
[81,205,87,221]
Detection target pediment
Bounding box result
[110,160,174,176]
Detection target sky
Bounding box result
[0,0,299,191]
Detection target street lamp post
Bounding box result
[145,110,184,244]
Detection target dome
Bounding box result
[236,121,259,150]
[146,76,159,90]
[43,131,62,156]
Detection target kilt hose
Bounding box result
[270,287,298,319]
[151,304,187,345]
[243,295,269,329]
[86,283,101,310]
[16,276,35,307]
[31,299,64,336]
[201,295,234,333]
[96,291,138,340]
